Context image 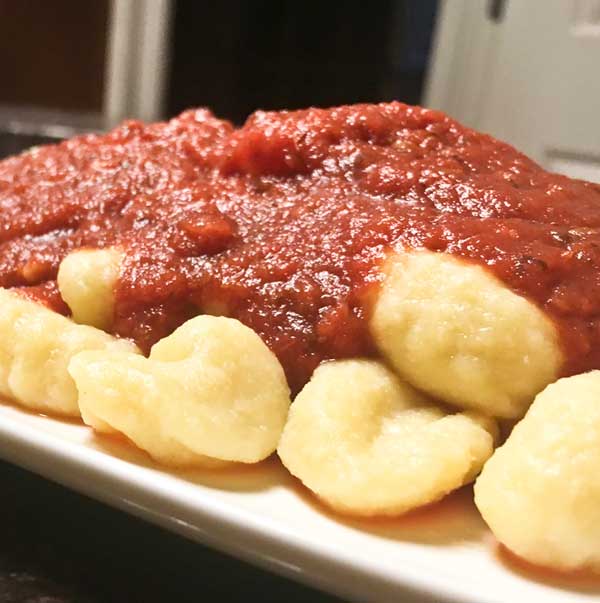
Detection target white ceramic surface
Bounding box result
[0,403,597,603]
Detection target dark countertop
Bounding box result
[0,459,344,603]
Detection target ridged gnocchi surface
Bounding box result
[371,251,562,418]
[57,247,123,330]
[475,371,600,572]
[278,359,496,516]
[69,315,291,465]
[0,288,138,416]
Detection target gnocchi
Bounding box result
[475,371,600,572]
[0,288,138,416]
[57,247,123,330]
[278,359,497,516]
[371,251,562,418]
[69,315,291,465]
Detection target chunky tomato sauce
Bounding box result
[2,103,600,391]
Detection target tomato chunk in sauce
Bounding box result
[2,102,600,392]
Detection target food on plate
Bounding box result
[0,288,137,416]
[371,251,561,418]
[278,359,497,516]
[475,371,600,572]
[69,315,291,465]
[57,247,123,330]
[1,99,600,569]
[3,102,600,410]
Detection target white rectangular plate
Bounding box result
[0,402,597,603]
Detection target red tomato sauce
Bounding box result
[1,102,600,392]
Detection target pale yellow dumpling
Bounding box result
[371,251,562,418]
[69,315,291,465]
[57,247,123,330]
[475,371,600,573]
[75,360,230,468]
[278,359,496,516]
[0,288,138,416]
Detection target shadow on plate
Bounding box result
[495,543,600,595]
[89,431,292,493]
[90,429,487,545]
[288,477,489,546]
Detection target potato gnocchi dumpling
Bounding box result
[0,288,138,416]
[78,372,231,468]
[278,359,497,516]
[475,371,600,572]
[69,315,291,465]
[57,247,123,330]
[371,251,562,419]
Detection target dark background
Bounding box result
[0,1,438,601]
[168,0,437,123]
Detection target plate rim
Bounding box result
[0,406,577,603]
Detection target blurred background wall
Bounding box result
[0,0,437,149]
[0,1,437,126]
[426,0,600,181]
[0,2,108,113]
